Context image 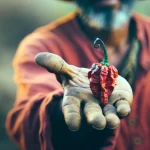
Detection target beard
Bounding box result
[76,0,135,30]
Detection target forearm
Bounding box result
[98,127,120,150]
[6,90,63,150]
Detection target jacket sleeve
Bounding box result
[6,31,120,150]
[99,127,120,150]
[5,32,64,150]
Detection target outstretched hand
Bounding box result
[35,52,133,131]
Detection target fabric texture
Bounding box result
[6,12,150,150]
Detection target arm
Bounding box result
[6,33,63,150]
[35,52,132,150]
[6,32,132,150]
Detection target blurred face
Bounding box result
[75,0,136,30]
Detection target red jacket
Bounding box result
[6,12,150,150]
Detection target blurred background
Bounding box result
[0,0,150,149]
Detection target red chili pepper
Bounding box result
[88,38,118,106]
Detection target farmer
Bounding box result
[6,0,150,150]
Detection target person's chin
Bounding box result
[87,19,129,31]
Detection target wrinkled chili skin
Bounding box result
[88,38,118,106]
[88,63,118,106]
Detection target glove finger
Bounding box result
[115,100,131,117]
[103,104,120,129]
[84,102,106,130]
[62,96,81,131]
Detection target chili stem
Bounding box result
[94,38,110,66]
